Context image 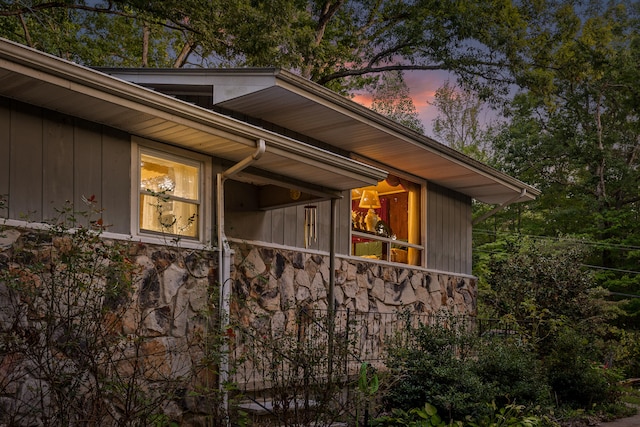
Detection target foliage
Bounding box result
[372,402,461,427]
[482,237,605,335]
[489,0,640,327]
[383,316,548,423]
[465,401,549,427]
[0,198,228,426]
[430,80,497,162]
[384,317,482,420]
[544,327,620,409]
[0,0,561,94]
[478,237,629,409]
[367,71,425,133]
[373,401,552,427]
[356,361,380,427]
[474,340,549,408]
[380,307,635,424]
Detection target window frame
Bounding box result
[131,137,212,244]
[350,172,426,266]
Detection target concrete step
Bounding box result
[237,399,347,426]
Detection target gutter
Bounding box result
[216,138,265,422]
[472,188,528,225]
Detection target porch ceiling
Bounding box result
[0,39,386,196]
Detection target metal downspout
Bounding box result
[216,139,265,420]
[472,189,527,225]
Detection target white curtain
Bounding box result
[140,154,199,238]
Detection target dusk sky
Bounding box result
[352,69,453,137]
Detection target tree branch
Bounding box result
[316,57,513,86]
[0,2,200,35]
[173,39,195,68]
[18,13,33,47]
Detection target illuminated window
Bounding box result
[351,175,422,265]
[138,149,201,239]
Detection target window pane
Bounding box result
[351,175,422,265]
[140,153,199,200]
[139,194,198,238]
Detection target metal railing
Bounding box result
[230,309,523,421]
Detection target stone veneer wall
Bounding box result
[229,241,477,382]
[231,241,477,320]
[0,228,477,426]
[0,227,218,427]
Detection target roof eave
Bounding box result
[0,39,386,192]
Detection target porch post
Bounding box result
[327,197,337,381]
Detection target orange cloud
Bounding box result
[350,69,453,136]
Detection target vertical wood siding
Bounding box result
[224,179,350,253]
[427,183,472,275]
[9,102,43,221]
[1,97,474,276]
[225,179,473,274]
[0,98,131,233]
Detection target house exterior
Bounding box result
[0,38,539,425]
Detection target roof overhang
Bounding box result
[217,70,540,205]
[104,68,540,205]
[0,39,386,198]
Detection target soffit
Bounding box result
[215,70,540,205]
[0,39,385,196]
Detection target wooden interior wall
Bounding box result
[0,97,131,234]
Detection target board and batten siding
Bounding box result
[0,97,131,234]
[427,182,472,275]
[224,179,352,254]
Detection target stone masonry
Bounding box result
[229,241,477,384]
[0,227,218,427]
[231,241,476,322]
[0,227,477,426]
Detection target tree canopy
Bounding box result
[0,0,549,93]
[485,0,640,326]
[367,71,425,133]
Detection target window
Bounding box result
[351,175,423,265]
[137,146,203,239]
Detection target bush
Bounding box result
[384,318,555,423]
[475,339,550,407]
[384,320,493,421]
[545,327,617,408]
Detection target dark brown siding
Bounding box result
[0,98,131,233]
[427,182,472,275]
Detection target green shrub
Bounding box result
[465,401,551,427]
[384,319,556,422]
[474,339,550,407]
[384,321,493,421]
[545,327,614,408]
[372,402,462,427]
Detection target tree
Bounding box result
[430,80,497,161]
[0,0,553,93]
[368,71,424,133]
[484,238,603,324]
[491,0,640,326]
